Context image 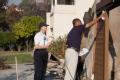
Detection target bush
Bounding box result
[0,32,16,44]
[48,36,67,58]
[0,52,33,64]
[13,16,44,51]
[0,58,11,70]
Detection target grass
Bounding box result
[0,52,33,64]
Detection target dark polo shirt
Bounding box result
[66,25,89,51]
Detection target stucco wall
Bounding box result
[109,6,120,80]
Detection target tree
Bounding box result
[0,0,8,31]
[0,0,8,10]
[5,4,23,31]
[19,0,36,16]
[0,32,16,51]
[13,16,44,51]
[19,0,50,18]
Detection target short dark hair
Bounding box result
[72,18,81,26]
[38,22,49,30]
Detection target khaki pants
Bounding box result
[64,48,78,80]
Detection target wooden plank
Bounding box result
[94,24,105,80]
[94,12,109,80]
[104,12,109,80]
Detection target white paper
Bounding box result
[79,48,89,56]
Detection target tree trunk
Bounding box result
[8,44,13,51]
[18,45,21,52]
[26,40,29,52]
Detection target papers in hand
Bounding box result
[101,11,105,20]
[79,48,89,56]
[101,17,105,20]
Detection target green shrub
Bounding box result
[0,52,33,64]
[0,32,16,44]
[48,36,67,58]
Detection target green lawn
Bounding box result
[0,52,33,64]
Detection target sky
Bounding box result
[8,0,22,5]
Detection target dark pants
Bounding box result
[76,56,84,80]
[34,49,48,80]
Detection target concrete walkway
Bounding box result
[0,62,64,80]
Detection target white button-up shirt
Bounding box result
[34,32,53,46]
[34,32,48,46]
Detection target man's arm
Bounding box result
[34,42,52,49]
[34,44,48,49]
[86,11,106,28]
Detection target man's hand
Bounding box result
[46,42,52,48]
[34,42,52,49]
[34,45,40,49]
[86,11,106,28]
[100,11,106,20]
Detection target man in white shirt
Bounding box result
[34,22,52,80]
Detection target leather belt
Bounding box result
[35,49,47,51]
[68,47,80,52]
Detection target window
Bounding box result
[57,0,74,5]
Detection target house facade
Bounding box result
[46,0,93,39]
[83,0,120,80]
[47,0,120,80]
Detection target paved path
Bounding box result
[0,63,64,80]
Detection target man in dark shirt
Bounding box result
[66,24,85,52]
[64,12,105,80]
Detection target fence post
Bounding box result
[15,56,19,80]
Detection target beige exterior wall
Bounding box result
[109,6,120,80]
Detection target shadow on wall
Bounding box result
[109,31,117,80]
